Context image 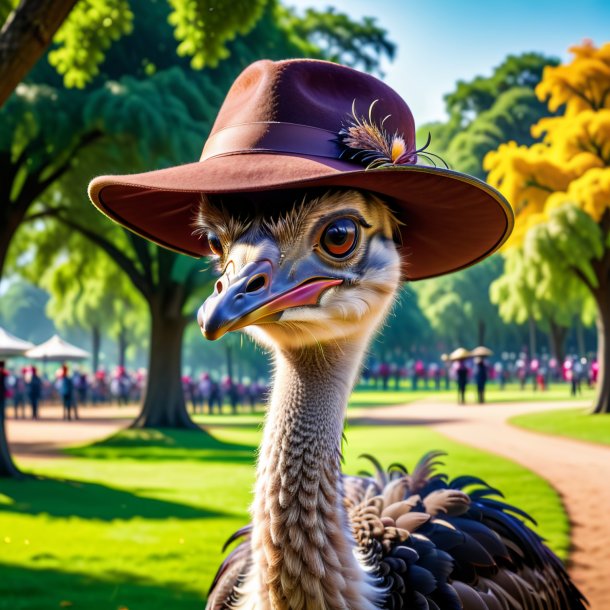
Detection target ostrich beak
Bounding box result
[198,259,342,340]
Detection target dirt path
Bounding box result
[350,398,608,610]
[6,404,137,459]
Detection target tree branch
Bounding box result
[125,228,154,287]
[15,129,103,211]
[23,204,70,223]
[55,213,153,302]
[0,0,78,107]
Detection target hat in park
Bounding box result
[88,59,513,280]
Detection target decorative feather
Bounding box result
[337,100,449,169]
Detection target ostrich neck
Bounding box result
[250,341,377,610]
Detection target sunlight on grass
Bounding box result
[0,418,571,609]
[511,407,610,446]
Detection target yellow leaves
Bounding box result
[533,109,610,166]
[485,40,610,250]
[536,41,610,115]
[484,141,570,217]
[546,168,610,222]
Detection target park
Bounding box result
[1,1,610,609]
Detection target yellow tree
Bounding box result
[485,40,610,413]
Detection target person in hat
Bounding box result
[88,60,584,610]
[474,356,488,404]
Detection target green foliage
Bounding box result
[445,53,559,125]
[49,0,134,88]
[525,204,605,292]
[375,285,433,359]
[0,0,17,25]
[168,0,268,69]
[282,6,395,75]
[0,280,55,343]
[491,242,594,328]
[418,53,557,177]
[446,88,551,179]
[413,257,504,347]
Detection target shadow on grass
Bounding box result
[0,562,204,610]
[64,428,257,463]
[0,475,229,521]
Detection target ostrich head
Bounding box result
[196,189,402,352]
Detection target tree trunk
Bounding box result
[528,316,537,357]
[575,316,586,357]
[592,287,610,414]
[0,0,78,107]
[548,320,567,364]
[0,405,21,478]
[91,325,101,373]
[118,324,127,368]
[131,310,197,429]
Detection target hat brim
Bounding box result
[88,152,513,281]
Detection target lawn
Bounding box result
[511,407,610,446]
[0,421,570,610]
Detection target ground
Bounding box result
[1,385,607,609]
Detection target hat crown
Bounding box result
[208,59,416,151]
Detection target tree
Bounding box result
[0,0,274,106]
[485,40,610,413]
[413,257,505,349]
[37,243,148,372]
[0,0,78,106]
[417,53,558,179]
[490,246,593,362]
[7,1,395,436]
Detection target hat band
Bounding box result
[200,122,343,162]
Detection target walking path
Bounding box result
[351,398,609,610]
[7,398,609,608]
[6,404,137,459]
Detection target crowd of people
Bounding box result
[0,361,269,420]
[361,353,599,404]
[0,352,598,420]
[182,374,268,414]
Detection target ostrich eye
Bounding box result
[207,232,223,256]
[320,218,359,258]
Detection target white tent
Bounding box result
[25,334,90,362]
[0,326,34,358]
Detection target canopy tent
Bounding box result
[25,334,90,362]
[0,327,34,358]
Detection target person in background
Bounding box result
[27,366,42,419]
[74,368,89,405]
[12,368,27,419]
[571,357,583,396]
[59,365,78,420]
[456,360,468,405]
[475,357,488,404]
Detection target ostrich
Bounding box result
[196,189,586,610]
[87,58,586,610]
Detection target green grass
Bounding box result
[0,422,570,610]
[511,407,610,446]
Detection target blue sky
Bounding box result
[287,0,610,124]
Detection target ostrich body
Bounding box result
[197,190,586,610]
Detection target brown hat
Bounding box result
[88,59,513,280]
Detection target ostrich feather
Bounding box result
[338,100,449,169]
